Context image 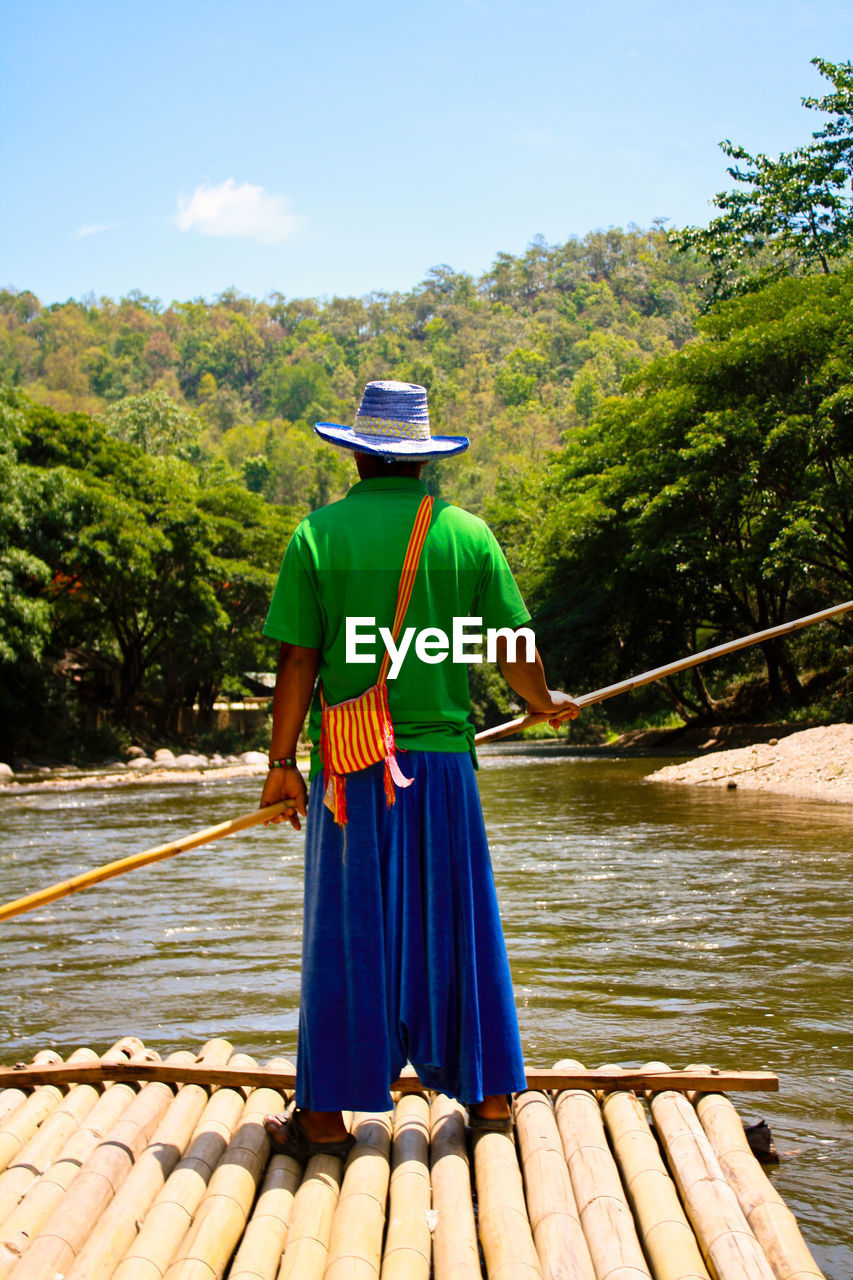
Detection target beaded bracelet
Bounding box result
[269,756,297,770]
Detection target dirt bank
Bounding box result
[646,723,853,804]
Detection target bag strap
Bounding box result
[377,494,433,686]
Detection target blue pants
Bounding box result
[296,751,526,1112]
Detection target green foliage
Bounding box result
[101,388,203,455]
[2,224,703,518]
[0,389,52,673]
[524,269,853,715]
[0,393,294,753]
[674,58,853,302]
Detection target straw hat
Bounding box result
[315,380,469,459]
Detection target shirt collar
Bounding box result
[346,477,429,497]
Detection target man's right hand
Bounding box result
[526,689,581,728]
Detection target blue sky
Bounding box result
[2,0,852,306]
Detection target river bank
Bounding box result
[1,722,850,802]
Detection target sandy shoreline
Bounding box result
[646,723,853,804]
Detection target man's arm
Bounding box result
[259,642,320,830]
[495,634,580,725]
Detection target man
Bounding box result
[260,381,577,1158]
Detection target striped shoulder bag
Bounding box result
[320,494,434,825]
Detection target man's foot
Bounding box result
[468,1093,514,1135]
[263,1109,355,1160]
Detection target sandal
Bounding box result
[263,1109,356,1161]
[467,1098,514,1136]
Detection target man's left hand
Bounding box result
[260,765,308,831]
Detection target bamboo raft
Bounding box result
[0,1039,823,1280]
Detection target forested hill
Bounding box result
[0,226,703,516]
[4,46,853,757]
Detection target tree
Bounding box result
[11,396,293,735]
[526,269,853,713]
[674,59,853,301]
[0,391,52,670]
[101,389,203,455]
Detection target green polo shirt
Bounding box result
[263,476,531,778]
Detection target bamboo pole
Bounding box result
[160,1058,292,1280]
[552,1059,651,1280]
[692,1086,824,1280]
[644,1064,776,1280]
[6,1051,193,1280]
[111,1051,261,1280]
[382,1091,432,1280]
[472,1105,543,1280]
[429,1092,479,1280]
[276,1152,345,1280]
[475,600,853,744]
[0,1049,101,1229]
[514,1089,596,1280]
[65,1039,235,1280]
[596,1070,710,1280]
[324,1111,393,1280]
[0,1044,156,1280]
[0,1061,780,1094]
[0,801,293,923]
[227,1153,303,1280]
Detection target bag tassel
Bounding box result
[384,751,412,809]
[333,774,347,825]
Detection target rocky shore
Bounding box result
[0,747,281,794]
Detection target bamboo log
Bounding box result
[227,1153,303,1280]
[277,1153,345,1280]
[0,1051,62,1131]
[0,801,292,923]
[0,1060,779,1093]
[0,1049,101,1229]
[473,1106,542,1280]
[382,1091,431,1280]
[160,1059,292,1280]
[0,1044,155,1280]
[0,1050,66,1178]
[552,1059,651,1280]
[597,1071,709,1280]
[112,1051,261,1280]
[515,1090,596,1280]
[65,1039,235,1280]
[429,1092,479,1280]
[693,1089,824,1280]
[645,1065,776,1280]
[324,1111,393,1280]
[6,1051,192,1280]
[475,600,853,744]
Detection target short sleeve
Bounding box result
[262,523,324,647]
[474,526,531,631]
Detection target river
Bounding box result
[1,750,851,1277]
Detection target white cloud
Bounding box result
[175,179,302,243]
[75,221,120,237]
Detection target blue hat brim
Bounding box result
[314,422,469,458]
